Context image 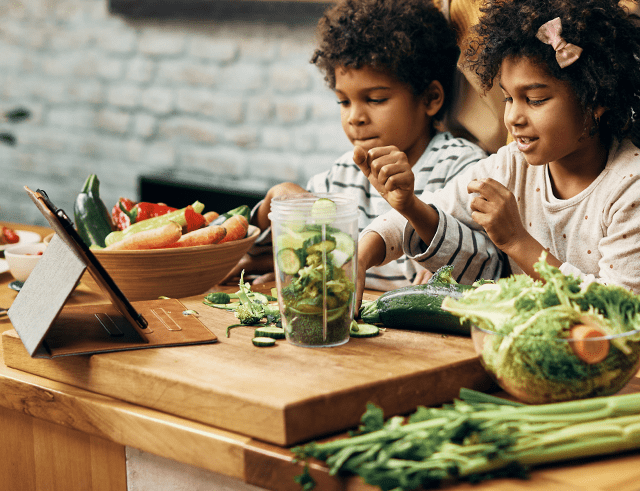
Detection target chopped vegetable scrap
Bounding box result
[202,271,281,338]
[349,320,380,338]
[442,253,640,402]
[292,388,640,491]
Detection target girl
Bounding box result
[355,0,640,298]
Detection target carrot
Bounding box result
[569,324,610,364]
[103,221,182,251]
[168,225,227,248]
[203,211,219,225]
[218,214,249,244]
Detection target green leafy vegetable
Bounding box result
[441,253,640,402]
[292,389,640,490]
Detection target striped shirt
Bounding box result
[307,131,486,291]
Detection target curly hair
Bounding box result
[466,0,640,144]
[310,0,459,120]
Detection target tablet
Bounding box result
[25,186,149,337]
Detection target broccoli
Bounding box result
[233,270,281,325]
[428,265,457,285]
[235,303,265,325]
[442,253,640,401]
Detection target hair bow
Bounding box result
[536,17,582,68]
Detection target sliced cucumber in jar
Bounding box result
[277,248,303,275]
[276,230,318,251]
[310,197,337,224]
[306,238,336,255]
[332,231,355,258]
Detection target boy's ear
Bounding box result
[422,80,445,117]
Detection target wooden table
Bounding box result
[2,221,640,491]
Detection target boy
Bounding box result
[230,0,487,290]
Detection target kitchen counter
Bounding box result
[2,221,640,491]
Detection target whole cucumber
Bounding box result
[359,283,473,335]
[74,174,114,248]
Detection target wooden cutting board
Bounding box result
[2,290,494,446]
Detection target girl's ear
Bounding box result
[422,80,445,117]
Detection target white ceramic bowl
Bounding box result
[4,242,47,282]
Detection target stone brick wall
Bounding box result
[0,0,350,226]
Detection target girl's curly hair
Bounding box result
[311,0,459,120]
[466,0,640,144]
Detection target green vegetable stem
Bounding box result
[74,174,115,248]
[210,204,251,227]
[292,389,640,491]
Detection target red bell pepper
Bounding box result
[112,197,136,230]
[184,205,206,232]
[111,198,179,231]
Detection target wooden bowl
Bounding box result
[83,225,260,301]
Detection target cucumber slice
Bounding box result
[276,230,318,252]
[311,198,337,224]
[306,238,336,255]
[329,249,350,268]
[333,231,355,258]
[285,210,307,232]
[350,322,380,338]
[252,336,277,347]
[254,326,286,339]
[277,248,303,275]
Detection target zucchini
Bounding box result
[359,282,474,336]
[74,174,114,248]
[211,204,251,227]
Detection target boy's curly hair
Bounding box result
[466,0,640,144]
[311,0,459,120]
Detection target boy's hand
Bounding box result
[355,231,386,310]
[353,145,415,213]
[467,178,527,252]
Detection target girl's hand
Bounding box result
[467,178,564,279]
[354,145,415,214]
[467,178,527,253]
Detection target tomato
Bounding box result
[1,226,20,244]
